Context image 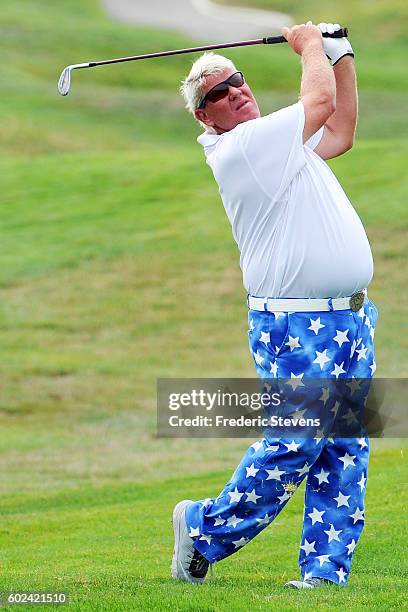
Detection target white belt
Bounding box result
[247,289,367,313]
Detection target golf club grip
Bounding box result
[264,27,348,44]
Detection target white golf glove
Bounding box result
[317,22,354,65]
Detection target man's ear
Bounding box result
[195,108,214,127]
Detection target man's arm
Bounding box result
[314,56,358,160]
[282,24,336,144]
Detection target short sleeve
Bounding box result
[236,101,306,200]
[305,126,324,150]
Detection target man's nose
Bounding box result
[229,87,243,98]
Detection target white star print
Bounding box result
[201,498,212,507]
[226,514,244,528]
[286,373,305,391]
[347,377,361,395]
[199,534,212,545]
[232,536,248,549]
[249,318,255,331]
[324,523,342,543]
[309,317,325,335]
[300,539,316,556]
[364,315,371,329]
[245,489,261,504]
[228,487,244,504]
[350,339,357,359]
[265,444,279,452]
[308,507,325,525]
[314,468,330,485]
[260,331,270,346]
[189,526,200,538]
[331,401,341,417]
[265,466,285,481]
[355,344,368,361]
[370,327,375,340]
[303,571,313,581]
[331,361,346,378]
[336,567,347,583]
[358,308,365,319]
[343,407,360,426]
[254,350,264,365]
[349,507,365,524]
[278,491,291,504]
[246,463,259,478]
[256,513,272,527]
[358,438,368,449]
[284,440,301,453]
[313,349,331,370]
[272,311,284,319]
[296,463,310,477]
[214,516,226,526]
[316,554,331,566]
[320,387,331,404]
[334,491,350,508]
[333,329,350,347]
[370,361,377,375]
[346,539,357,555]
[357,473,366,492]
[270,361,278,376]
[285,335,301,351]
[291,407,307,420]
[338,452,356,470]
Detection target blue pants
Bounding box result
[186,299,378,584]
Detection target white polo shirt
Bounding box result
[197,101,373,298]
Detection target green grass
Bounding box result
[1,448,407,611]
[1,0,407,609]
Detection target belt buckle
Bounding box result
[349,291,365,312]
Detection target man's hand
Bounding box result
[318,22,354,65]
[281,22,324,56]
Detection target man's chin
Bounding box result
[235,107,260,124]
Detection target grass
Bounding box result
[1,448,407,611]
[0,0,407,609]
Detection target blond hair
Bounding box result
[180,52,236,131]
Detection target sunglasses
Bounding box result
[197,71,245,109]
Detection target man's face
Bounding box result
[194,69,261,134]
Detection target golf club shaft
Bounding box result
[87,29,348,68]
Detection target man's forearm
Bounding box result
[325,56,358,147]
[300,42,336,104]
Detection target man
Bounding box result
[172,22,377,589]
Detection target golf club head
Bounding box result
[57,63,89,96]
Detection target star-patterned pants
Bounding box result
[185,298,378,584]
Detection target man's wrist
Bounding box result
[301,41,326,58]
[332,52,354,66]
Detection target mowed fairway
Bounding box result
[1,0,407,610]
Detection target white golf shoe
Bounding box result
[171,499,210,584]
[285,577,331,589]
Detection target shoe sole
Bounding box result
[171,499,204,584]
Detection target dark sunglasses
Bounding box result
[197,71,245,109]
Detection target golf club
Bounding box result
[57,28,348,96]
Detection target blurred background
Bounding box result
[1,0,407,608]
